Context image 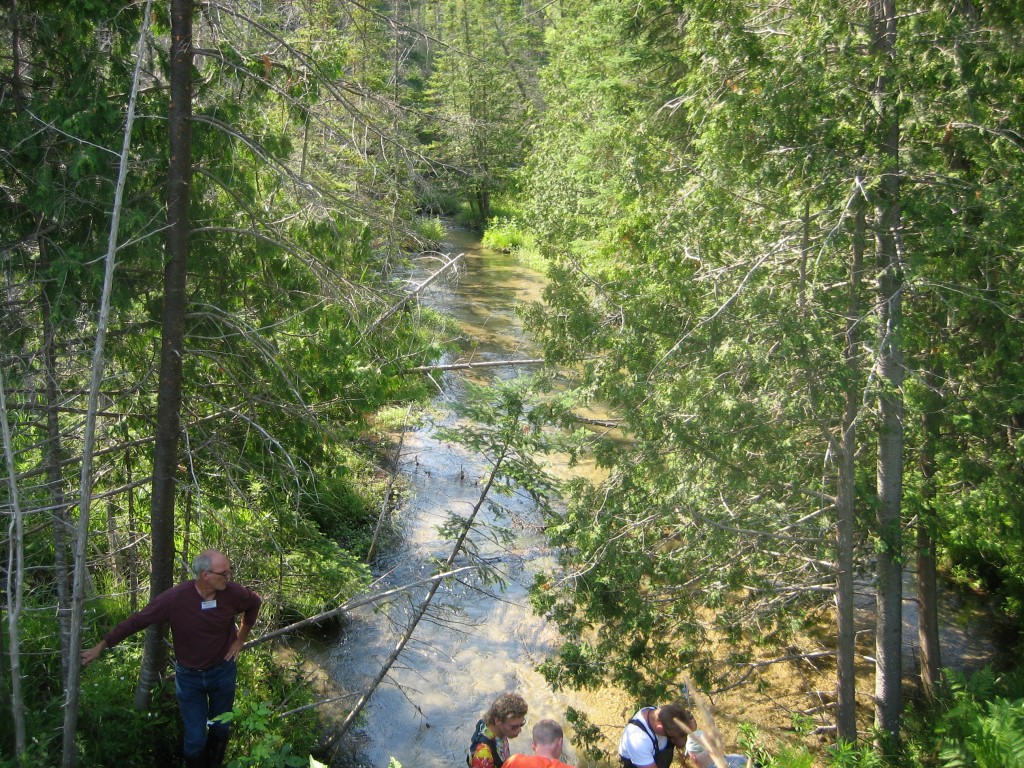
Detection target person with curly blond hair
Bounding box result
[468,692,529,768]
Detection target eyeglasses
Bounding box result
[208,569,231,578]
[505,720,527,731]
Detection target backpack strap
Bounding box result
[468,719,504,768]
[620,714,674,768]
[630,716,660,755]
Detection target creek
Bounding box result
[310,225,602,768]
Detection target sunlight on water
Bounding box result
[308,225,620,768]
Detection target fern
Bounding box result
[939,696,1024,768]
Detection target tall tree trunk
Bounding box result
[135,0,194,710]
[835,188,866,743]
[126,448,140,611]
[914,0,978,700]
[4,5,28,756]
[7,0,21,110]
[0,374,28,768]
[870,0,905,743]
[40,239,74,680]
[64,6,155,761]
[917,364,942,698]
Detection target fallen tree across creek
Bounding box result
[241,565,480,650]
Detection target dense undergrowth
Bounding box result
[0,431,401,767]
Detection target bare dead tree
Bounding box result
[61,4,154,765]
[366,253,464,334]
[407,358,545,373]
[670,673,750,768]
[243,565,479,649]
[0,364,28,766]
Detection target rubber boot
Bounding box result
[204,730,229,768]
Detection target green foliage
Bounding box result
[563,707,605,763]
[926,669,1024,768]
[733,723,812,768]
[422,0,546,227]
[197,480,374,624]
[1,0,447,763]
[6,0,1024,764]
[939,697,1024,767]
[434,375,580,568]
[220,701,307,768]
[808,667,1024,768]
[515,0,1024,723]
[824,740,886,768]
[77,650,181,766]
[415,216,448,247]
[418,187,464,216]
[42,647,326,768]
[213,649,323,768]
[481,218,538,259]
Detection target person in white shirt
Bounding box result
[618,703,691,768]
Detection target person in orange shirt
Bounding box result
[504,719,574,768]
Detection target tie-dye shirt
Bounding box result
[471,723,510,768]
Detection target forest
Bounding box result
[2,0,1024,767]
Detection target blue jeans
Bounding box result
[175,659,237,758]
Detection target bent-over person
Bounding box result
[618,703,691,768]
[504,719,574,768]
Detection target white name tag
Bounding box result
[201,600,217,610]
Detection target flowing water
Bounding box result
[314,226,601,768]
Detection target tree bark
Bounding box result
[126,448,140,612]
[63,5,156,761]
[870,0,905,743]
[835,187,866,743]
[4,4,28,756]
[0,372,28,768]
[917,365,942,697]
[7,0,22,110]
[135,0,194,710]
[40,238,74,680]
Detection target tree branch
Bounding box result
[242,566,479,648]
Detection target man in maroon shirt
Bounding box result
[82,549,261,768]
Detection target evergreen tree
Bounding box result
[521,0,1024,747]
[423,0,543,225]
